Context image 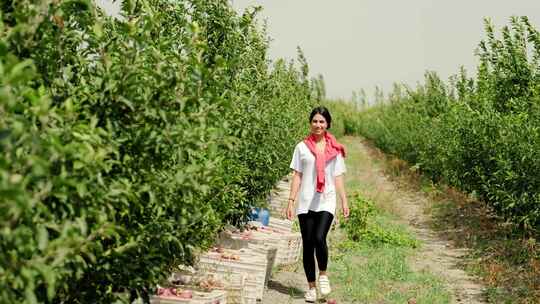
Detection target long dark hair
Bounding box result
[309,106,332,129]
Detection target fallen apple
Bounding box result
[327,299,337,304]
[179,290,192,299]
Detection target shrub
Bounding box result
[336,16,540,231]
[0,0,319,302]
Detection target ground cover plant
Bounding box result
[0,0,320,302]
[340,193,418,248]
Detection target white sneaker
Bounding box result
[304,287,317,303]
[319,275,331,296]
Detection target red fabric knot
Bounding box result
[303,131,346,193]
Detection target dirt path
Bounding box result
[262,137,487,304]
[355,141,487,304]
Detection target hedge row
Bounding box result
[339,17,540,230]
[0,0,317,303]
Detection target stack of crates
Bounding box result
[197,248,266,304]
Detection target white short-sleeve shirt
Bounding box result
[289,141,346,215]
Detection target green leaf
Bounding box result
[37,225,49,251]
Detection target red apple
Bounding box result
[327,299,337,304]
[179,290,192,299]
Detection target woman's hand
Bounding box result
[285,203,295,220]
[284,171,302,221]
[335,175,349,219]
[342,201,350,218]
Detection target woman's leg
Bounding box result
[313,211,334,273]
[298,211,317,285]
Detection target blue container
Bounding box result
[257,208,270,226]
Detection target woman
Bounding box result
[285,106,350,302]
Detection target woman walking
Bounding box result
[285,106,350,302]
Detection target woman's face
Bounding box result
[310,113,328,136]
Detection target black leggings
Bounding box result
[298,210,334,283]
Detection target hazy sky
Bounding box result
[96,0,540,100]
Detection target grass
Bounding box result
[328,214,450,304]
[325,136,451,303]
[329,239,450,303]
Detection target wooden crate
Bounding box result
[268,218,294,233]
[200,272,246,304]
[222,274,245,304]
[242,278,259,304]
[247,243,277,286]
[267,192,287,215]
[275,180,290,192]
[275,232,302,265]
[150,289,227,304]
[198,249,267,301]
[217,231,250,250]
[249,230,302,266]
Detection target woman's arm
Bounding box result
[335,174,349,218]
[285,170,302,220]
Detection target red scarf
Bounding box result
[304,131,346,193]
